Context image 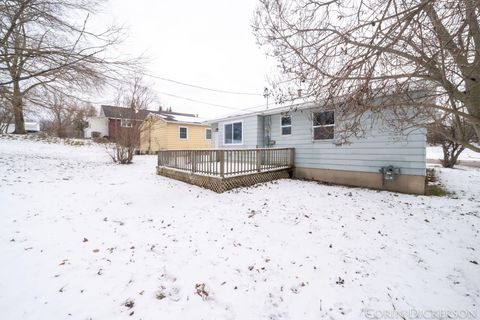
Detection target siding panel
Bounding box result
[269,109,426,176]
[217,116,262,148]
[211,107,426,177]
[165,123,212,149]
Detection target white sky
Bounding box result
[93,0,276,119]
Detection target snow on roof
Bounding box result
[206,86,435,123]
[101,105,197,121]
[205,100,317,123]
[151,112,207,124]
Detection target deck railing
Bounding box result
[157,148,294,177]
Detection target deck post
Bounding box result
[256,149,261,172]
[191,150,197,173]
[219,150,225,177]
[289,148,295,167]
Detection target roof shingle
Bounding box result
[101,105,197,122]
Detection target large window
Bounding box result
[312,111,334,140]
[205,128,212,140]
[224,122,242,144]
[179,126,188,139]
[281,115,291,135]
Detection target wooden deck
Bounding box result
[156,148,295,192]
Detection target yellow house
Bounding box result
[140,113,212,153]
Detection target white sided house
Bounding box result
[83,116,109,138]
[208,100,427,194]
[1,121,41,133]
[84,105,199,139]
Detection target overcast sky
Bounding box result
[94,0,276,119]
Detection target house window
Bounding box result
[312,111,334,140]
[281,115,291,135]
[224,122,242,144]
[121,119,133,128]
[179,127,188,139]
[205,128,212,140]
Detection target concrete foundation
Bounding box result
[294,167,426,195]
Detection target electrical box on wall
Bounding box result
[379,165,401,185]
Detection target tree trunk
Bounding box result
[55,113,66,138]
[12,80,25,134]
[464,79,480,144]
[441,142,465,168]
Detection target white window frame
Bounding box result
[223,121,243,145]
[205,128,213,140]
[121,119,133,128]
[205,128,212,140]
[179,126,188,140]
[280,115,292,135]
[312,111,335,141]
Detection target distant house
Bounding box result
[84,105,198,140]
[139,113,211,154]
[207,96,428,194]
[2,121,40,133]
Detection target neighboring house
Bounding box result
[139,113,211,154]
[1,121,41,133]
[208,99,427,194]
[84,116,109,138]
[84,105,198,139]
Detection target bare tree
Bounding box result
[36,89,97,137]
[105,120,141,164]
[0,87,13,133]
[0,0,137,134]
[0,1,32,49]
[254,0,480,155]
[44,92,74,138]
[114,73,158,110]
[71,103,96,138]
[0,105,13,133]
[432,118,476,167]
[107,74,157,164]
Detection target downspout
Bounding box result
[264,115,272,147]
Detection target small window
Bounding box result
[281,115,291,135]
[179,127,188,139]
[312,111,334,140]
[224,122,242,144]
[205,128,212,139]
[121,119,133,128]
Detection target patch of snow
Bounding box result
[156,113,207,124]
[1,136,479,320]
[427,145,480,161]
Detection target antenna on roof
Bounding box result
[263,87,270,110]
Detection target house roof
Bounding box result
[206,86,434,123]
[148,112,207,124]
[205,100,317,123]
[101,105,198,121]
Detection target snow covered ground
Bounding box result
[427,145,480,162]
[1,135,479,320]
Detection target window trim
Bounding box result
[205,128,212,140]
[121,119,133,128]
[280,115,292,135]
[312,111,335,141]
[179,126,188,140]
[223,120,243,145]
